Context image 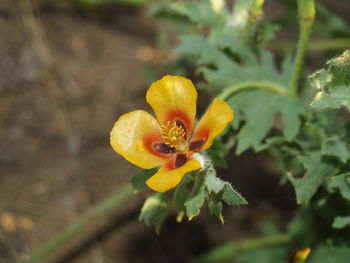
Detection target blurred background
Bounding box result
[0,0,349,262]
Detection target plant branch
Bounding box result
[244,0,265,44]
[217,81,287,101]
[191,233,292,263]
[15,183,134,263]
[289,0,315,97]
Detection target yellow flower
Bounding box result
[110,75,233,192]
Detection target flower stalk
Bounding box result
[289,0,315,97]
[191,233,292,263]
[218,81,287,101]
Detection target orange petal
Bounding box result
[110,110,169,169]
[191,98,234,151]
[146,75,197,137]
[146,159,201,192]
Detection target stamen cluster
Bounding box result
[161,121,185,148]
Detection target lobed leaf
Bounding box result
[310,50,350,112]
[329,173,350,201]
[229,91,307,154]
[322,136,350,163]
[288,155,336,204]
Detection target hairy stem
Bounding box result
[16,183,134,263]
[191,233,292,263]
[289,0,315,97]
[244,0,265,44]
[217,81,286,101]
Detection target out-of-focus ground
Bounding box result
[0,1,348,263]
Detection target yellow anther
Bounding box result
[161,121,186,147]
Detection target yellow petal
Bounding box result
[191,98,234,151]
[110,110,168,169]
[146,159,201,192]
[146,75,197,136]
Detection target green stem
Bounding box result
[191,233,292,263]
[289,0,315,97]
[244,0,265,44]
[16,183,134,263]
[217,81,287,101]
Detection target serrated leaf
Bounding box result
[174,34,234,72]
[208,198,224,224]
[330,173,350,201]
[322,136,350,163]
[310,50,350,111]
[205,170,226,194]
[185,176,206,220]
[222,183,247,206]
[288,156,336,204]
[229,91,306,154]
[131,168,158,192]
[175,34,293,90]
[204,169,247,206]
[139,192,168,232]
[332,216,350,229]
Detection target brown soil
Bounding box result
[0,1,346,263]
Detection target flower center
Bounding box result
[161,121,187,151]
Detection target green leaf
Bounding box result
[131,168,158,192]
[139,192,168,232]
[174,35,233,74]
[309,243,350,263]
[185,176,206,221]
[173,179,190,222]
[330,173,350,201]
[231,0,252,29]
[170,0,226,26]
[228,91,306,154]
[205,170,226,194]
[208,198,224,224]
[310,50,350,112]
[332,216,350,229]
[205,170,247,206]
[175,34,293,90]
[322,136,350,163]
[288,156,336,204]
[222,183,247,206]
